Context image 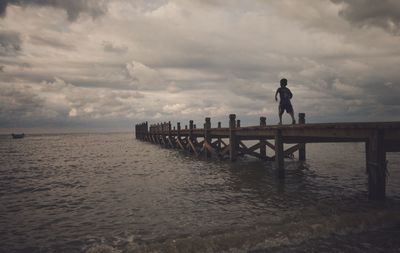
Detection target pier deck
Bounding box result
[135,114,400,200]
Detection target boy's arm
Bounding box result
[275,89,279,101]
[289,88,293,99]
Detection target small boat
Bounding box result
[11,133,25,139]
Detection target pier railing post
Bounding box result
[177,122,182,148]
[145,122,148,141]
[367,130,386,200]
[189,120,194,153]
[168,121,173,148]
[189,120,194,141]
[298,113,306,161]
[275,129,284,179]
[229,114,237,161]
[161,122,165,146]
[204,117,211,158]
[260,117,267,159]
[217,122,222,151]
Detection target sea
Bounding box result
[1,132,400,253]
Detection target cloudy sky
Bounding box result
[1,0,400,132]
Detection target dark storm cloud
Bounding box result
[332,0,400,34]
[0,30,21,56]
[0,0,108,21]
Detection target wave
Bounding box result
[84,206,400,253]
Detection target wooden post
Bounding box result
[189,120,194,140]
[177,122,181,148]
[229,114,237,161]
[236,120,241,128]
[204,117,211,158]
[168,121,173,148]
[275,129,284,179]
[298,113,306,161]
[367,130,386,200]
[217,122,222,151]
[161,123,165,146]
[189,120,194,153]
[135,124,137,139]
[145,122,148,141]
[365,141,369,173]
[260,117,267,159]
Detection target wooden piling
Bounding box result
[298,113,306,161]
[168,121,174,148]
[189,120,194,140]
[188,120,198,155]
[275,129,284,179]
[367,130,386,200]
[217,122,222,151]
[176,122,185,150]
[260,117,267,159]
[204,117,211,158]
[229,114,237,161]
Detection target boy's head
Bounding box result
[280,78,287,87]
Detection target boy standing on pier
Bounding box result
[275,78,296,125]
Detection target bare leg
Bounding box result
[289,111,296,124]
[278,107,283,125]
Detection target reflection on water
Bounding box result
[0,133,399,252]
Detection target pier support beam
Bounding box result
[275,129,284,179]
[298,113,306,161]
[229,114,237,161]
[204,117,211,158]
[217,122,222,152]
[367,130,386,200]
[260,117,267,159]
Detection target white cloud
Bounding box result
[1,0,400,131]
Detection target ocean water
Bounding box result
[0,133,400,253]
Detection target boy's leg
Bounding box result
[287,104,296,124]
[278,105,283,125]
[289,111,296,124]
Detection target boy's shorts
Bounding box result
[279,103,293,113]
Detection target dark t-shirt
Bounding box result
[277,87,293,105]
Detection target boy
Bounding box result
[275,78,296,125]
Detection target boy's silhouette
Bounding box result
[275,78,296,125]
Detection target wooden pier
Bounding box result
[135,113,400,200]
